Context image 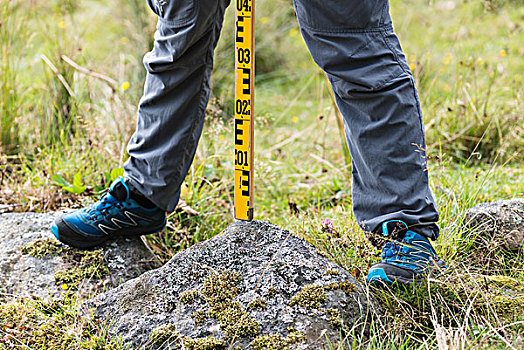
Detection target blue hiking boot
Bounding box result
[367,220,445,286]
[51,177,166,249]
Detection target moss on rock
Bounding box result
[247,298,268,311]
[266,287,277,299]
[289,284,326,309]
[180,290,201,305]
[285,328,307,345]
[326,308,343,329]
[200,271,260,338]
[21,239,110,285]
[201,270,242,303]
[325,269,339,276]
[0,296,121,349]
[191,310,207,327]
[20,238,62,258]
[250,328,306,350]
[289,281,354,310]
[182,336,225,350]
[325,281,355,296]
[0,301,23,321]
[54,249,109,284]
[149,323,180,346]
[250,334,289,350]
[208,300,260,338]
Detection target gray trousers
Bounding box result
[123,0,440,240]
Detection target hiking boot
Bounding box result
[51,177,166,249]
[367,220,445,286]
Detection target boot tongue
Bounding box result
[109,178,130,202]
[382,220,408,239]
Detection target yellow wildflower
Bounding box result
[180,183,189,198]
[409,63,416,72]
[288,28,298,37]
[260,17,269,24]
[58,21,66,29]
[499,49,507,57]
[292,116,299,124]
[443,53,452,65]
[121,81,130,91]
[61,284,68,290]
[120,37,129,45]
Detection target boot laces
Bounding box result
[86,192,123,220]
[382,237,437,270]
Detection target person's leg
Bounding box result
[52,0,231,249]
[292,0,442,284]
[125,0,231,213]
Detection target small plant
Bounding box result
[52,172,86,194]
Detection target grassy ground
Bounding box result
[1,0,523,348]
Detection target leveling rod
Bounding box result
[234,0,255,220]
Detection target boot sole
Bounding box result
[367,263,423,286]
[52,216,166,250]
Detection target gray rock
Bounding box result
[86,220,371,350]
[463,199,524,251]
[0,212,159,300]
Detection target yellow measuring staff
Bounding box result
[234,0,255,221]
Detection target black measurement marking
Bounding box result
[241,170,250,196]
[235,119,244,145]
[236,16,245,43]
[240,68,250,95]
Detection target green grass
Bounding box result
[0,0,523,348]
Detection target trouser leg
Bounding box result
[124,0,230,212]
[293,0,440,239]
